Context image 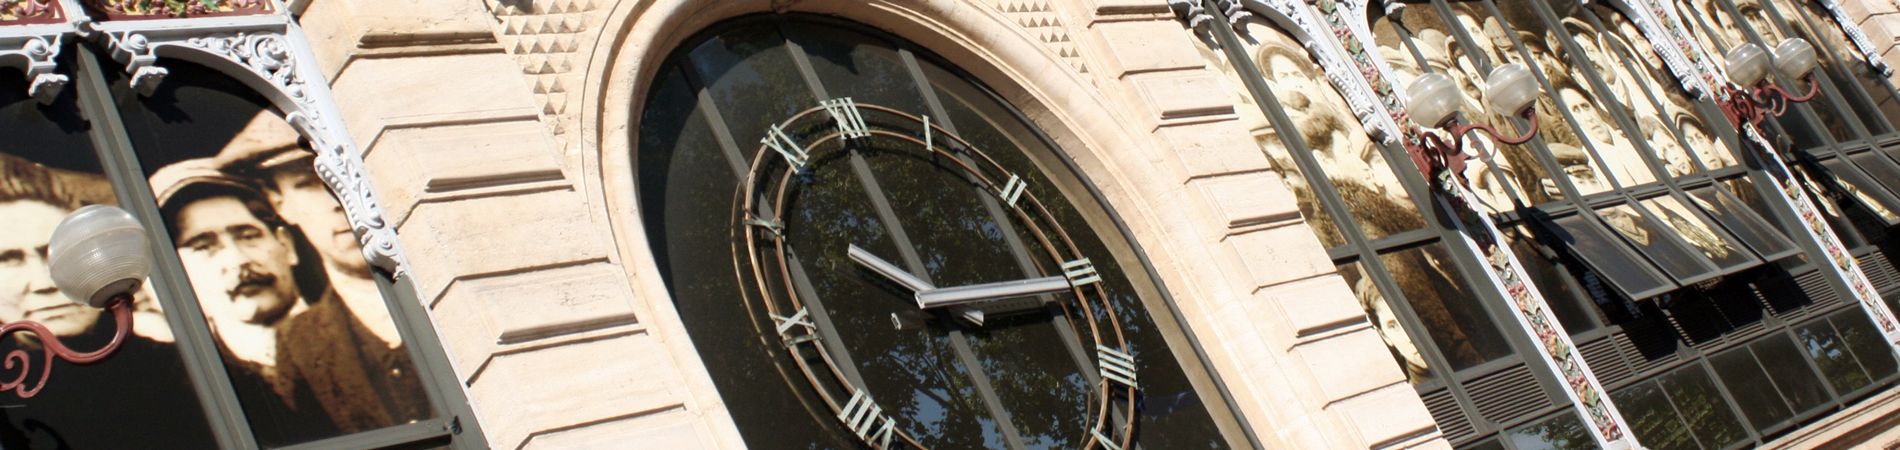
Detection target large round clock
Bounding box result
[636,16,1235,450]
[735,99,1137,449]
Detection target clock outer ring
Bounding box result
[732,103,1138,450]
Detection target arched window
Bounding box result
[635,16,1244,449]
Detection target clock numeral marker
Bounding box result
[1063,258,1102,287]
[745,214,783,237]
[821,97,871,139]
[763,124,809,170]
[1092,429,1124,450]
[999,174,1027,207]
[922,115,933,152]
[771,307,818,345]
[1097,345,1139,389]
[838,389,897,448]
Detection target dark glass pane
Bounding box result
[113,61,431,446]
[1710,346,1795,429]
[687,19,816,162]
[1749,334,1832,415]
[1638,196,1753,270]
[1504,412,1594,450]
[1817,157,1900,224]
[1454,2,1617,196]
[921,52,1229,450]
[1370,8,1548,209]
[1659,364,1750,449]
[787,22,929,116]
[1241,21,1423,242]
[1612,381,1698,450]
[1794,318,1874,394]
[1505,227,1598,334]
[1831,310,1900,381]
[1847,152,1900,204]
[0,53,216,450]
[1547,213,1673,299]
[1380,245,1513,370]
[1598,204,1718,283]
[1687,187,1796,261]
[1337,263,1436,384]
[1789,163,1869,248]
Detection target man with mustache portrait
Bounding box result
[152,158,335,446]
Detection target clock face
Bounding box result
[636,16,1233,450]
[734,100,1136,449]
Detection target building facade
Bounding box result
[2,0,1900,448]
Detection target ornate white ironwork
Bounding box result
[90,15,411,277]
[1817,0,1894,76]
[0,31,67,103]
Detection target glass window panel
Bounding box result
[1598,204,1718,282]
[1817,157,1900,224]
[1687,187,1796,260]
[1545,2,1674,188]
[1749,333,1833,415]
[1586,4,1720,176]
[1729,0,1872,140]
[1337,263,1435,384]
[787,23,930,116]
[1198,29,1346,247]
[1675,0,1840,148]
[1379,245,1514,370]
[114,62,432,446]
[1592,5,1739,170]
[1790,164,1870,248]
[1794,317,1874,394]
[1638,195,1753,270]
[1658,364,1750,448]
[1831,310,1900,381]
[1847,151,1900,204]
[1239,21,1424,243]
[0,61,217,450]
[1612,381,1699,450]
[1710,346,1795,430]
[1373,7,1552,209]
[1547,213,1674,299]
[687,19,817,161]
[1473,3,1632,194]
[1505,412,1595,450]
[1504,226,1598,334]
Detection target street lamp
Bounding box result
[1719,38,1822,125]
[3,205,150,398]
[1403,63,1544,183]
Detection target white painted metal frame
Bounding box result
[0,0,410,277]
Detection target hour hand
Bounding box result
[848,244,934,291]
[914,276,1069,310]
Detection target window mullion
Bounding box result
[70,43,262,450]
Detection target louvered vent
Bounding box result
[1797,270,1841,308]
[1617,330,1678,376]
[1468,363,1553,426]
[1580,335,1633,387]
[1862,250,1900,294]
[1421,388,1476,444]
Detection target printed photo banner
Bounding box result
[1302,0,1639,447]
[1622,0,1900,354]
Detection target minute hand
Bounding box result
[914,276,1071,309]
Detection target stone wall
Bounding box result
[296,0,1444,448]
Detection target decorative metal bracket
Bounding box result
[0,296,132,398]
[0,0,75,103]
[89,15,411,278]
[1817,0,1894,77]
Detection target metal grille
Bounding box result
[1421,388,1476,444]
[1580,335,1633,387]
[1468,364,1554,426]
[1797,270,1841,308]
[1861,250,1900,294]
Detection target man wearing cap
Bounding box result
[0,156,215,448]
[230,146,430,434]
[152,158,333,445]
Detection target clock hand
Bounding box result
[848,244,987,325]
[914,276,1070,310]
[848,244,934,291]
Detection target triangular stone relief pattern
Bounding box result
[482,0,601,153]
[991,0,1088,76]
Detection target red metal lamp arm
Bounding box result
[0,295,133,398]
